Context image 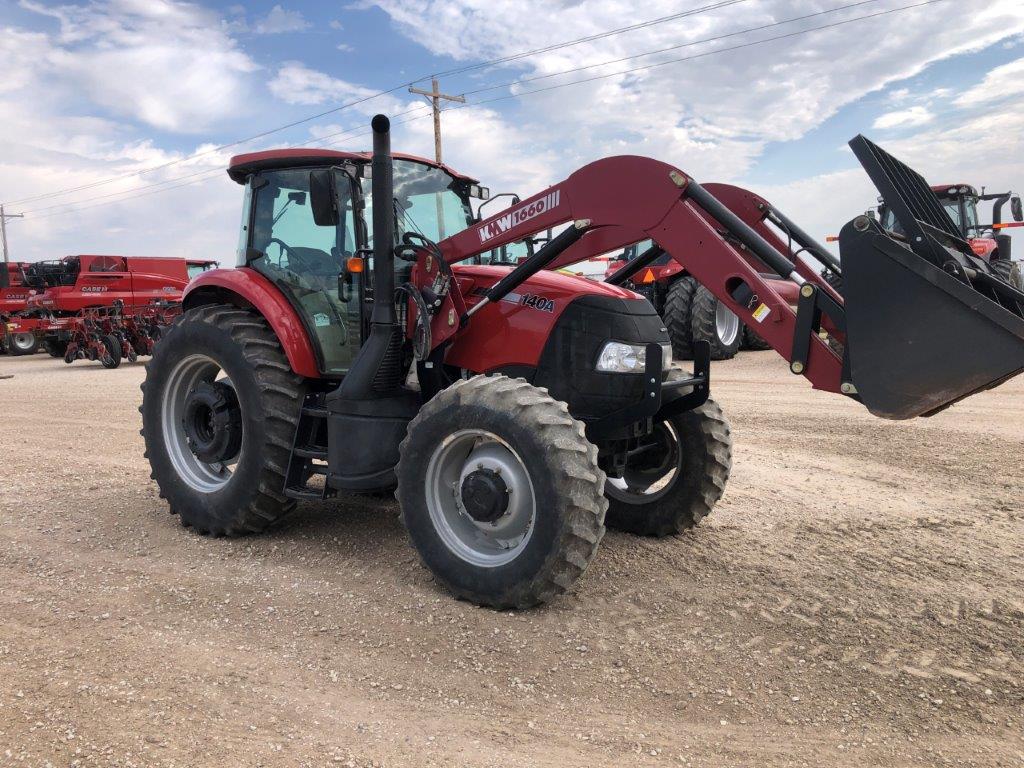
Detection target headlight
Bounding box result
[595,341,672,373]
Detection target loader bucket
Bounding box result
[839,136,1024,420]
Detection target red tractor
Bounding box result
[872,183,1023,289]
[1,262,41,355]
[600,184,806,360]
[8,254,215,359]
[140,117,1024,609]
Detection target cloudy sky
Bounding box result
[1,0,1023,263]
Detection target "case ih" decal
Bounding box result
[478,190,560,244]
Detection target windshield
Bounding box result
[362,159,473,245]
[880,195,980,238]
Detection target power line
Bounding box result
[450,0,946,108]
[430,0,751,78]
[12,0,942,221]
[462,0,884,98]
[2,1,748,209]
[16,107,439,222]
[17,104,435,217]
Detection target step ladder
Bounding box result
[284,393,336,500]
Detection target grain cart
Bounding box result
[140,117,1024,609]
[598,184,808,359]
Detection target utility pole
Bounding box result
[408,78,466,164]
[0,205,25,275]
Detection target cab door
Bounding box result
[246,167,362,375]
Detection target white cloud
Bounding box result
[872,106,934,130]
[954,56,1024,107]
[18,0,259,133]
[364,0,1024,180]
[254,5,311,34]
[268,62,384,106]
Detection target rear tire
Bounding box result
[605,389,732,537]
[101,334,122,369]
[691,285,741,360]
[7,332,39,356]
[742,325,771,351]
[662,276,697,360]
[396,375,607,609]
[140,304,306,536]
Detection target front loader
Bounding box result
[140,116,1024,609]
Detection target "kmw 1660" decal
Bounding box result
[477,190,561,244]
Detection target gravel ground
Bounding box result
[0,351,1022,767]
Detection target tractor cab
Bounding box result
[227,149,487,375]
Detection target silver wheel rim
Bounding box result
[605,421,683,504]
[425,429,536,567]
[11,333,35,352]
[715,301,740,346]
[160,354,240,493]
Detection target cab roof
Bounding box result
[931,183,978,197]
[227,148,478,185]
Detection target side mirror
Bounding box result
[477,192,520,222]
[309,170,339,227]
[1011,196,1022,222]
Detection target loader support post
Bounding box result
[684,182,804,283]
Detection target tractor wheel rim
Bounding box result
[715,301,740,346]
[161,354,241,493]
[425,429,536,567]
[11,333,35,352]
[605,421,683,504]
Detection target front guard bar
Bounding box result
[585,341,711,441]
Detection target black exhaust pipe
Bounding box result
[324,114,420,492]
[369,114,396,327]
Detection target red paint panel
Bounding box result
[184,267,321,378]
[444,265,640,372]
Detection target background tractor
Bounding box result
[140,116,1024,610]
[599,184,809,360]
[865,182,1024,291]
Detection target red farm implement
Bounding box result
[1,262,41,355]
[138,116,1024,609]
[6,255,214,359]
[59,302,181,368]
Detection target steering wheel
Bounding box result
[266,237,296,266]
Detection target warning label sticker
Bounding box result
[751,303,771,323]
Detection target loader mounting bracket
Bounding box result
[790,283,854,395]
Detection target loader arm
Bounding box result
[419,149,1024,419]
[431,155,848,396]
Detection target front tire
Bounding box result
[396,375,607,609]
[691,286,741,360]
[140,304,306,536]
[605,387,732,537]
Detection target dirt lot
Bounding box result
[0,351,1021,767]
